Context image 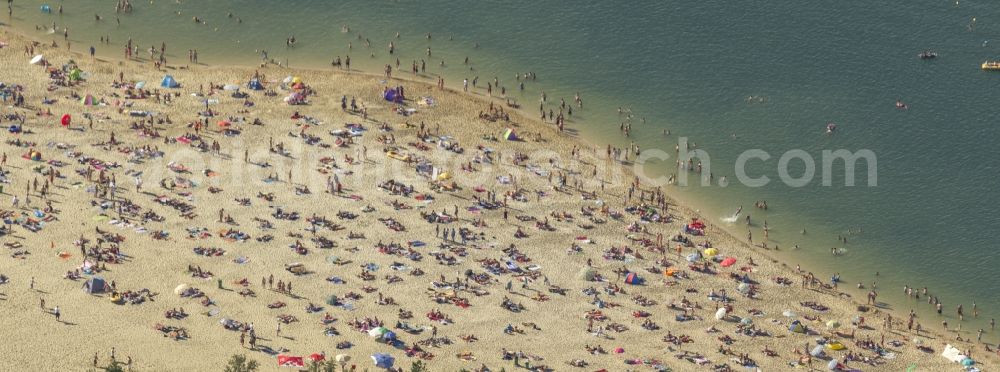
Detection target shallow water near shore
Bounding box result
[6,0,1000,336]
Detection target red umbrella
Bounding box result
[309,353,325,362]
[60,114,71,127]
[720,257,737,267]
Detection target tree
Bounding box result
[307,360,337,372]
[223,354,259,372]
[410,360,429,372]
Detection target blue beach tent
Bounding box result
[161,75,180,88]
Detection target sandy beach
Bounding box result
[0,26,995,372]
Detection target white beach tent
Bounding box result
[714,307,727,320]
[941,344,966,363]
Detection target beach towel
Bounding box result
[277,355,304,368]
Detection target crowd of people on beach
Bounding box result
[0,3,996,371]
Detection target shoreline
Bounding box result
[0,19,996,372]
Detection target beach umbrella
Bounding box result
[827,359,839,370]
[335,354,350,364]
[782,310,797,317]
[614,347,625,354]
[282,76,294,84]
[961,358,976,367]
[371,353,394,369]
[720,257,737,267]
[740,317,753,325]
[703,248,718,257]
[503,128,518,141]
[577,267,597,281]
[686,253,699,263]
[326,295,340,306]
[223,84,240,91]
[30,55,44,65]
[135,81,146,89]
[382,331,397,342]
[810,345,825,357]
[308,353,325,362]
[367,326,388,338]
[826,320,841,329]
[173,284,189,295]
[60,114,71,127]
[737,282,750,293]
[714,307,727,320]
[81,94,96,106]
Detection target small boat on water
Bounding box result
[918,51,938,59]
[983,61,1000,71]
